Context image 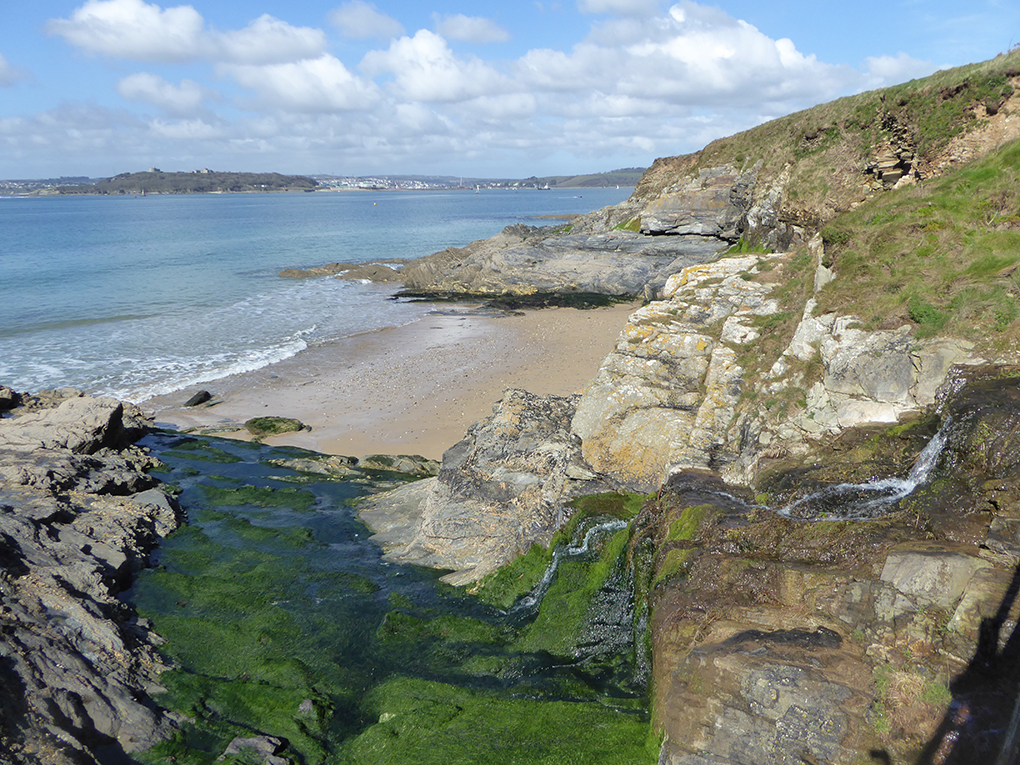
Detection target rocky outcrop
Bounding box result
[358,389,617,585]
[637,164,753,237]
[570,251,987,491]
[0,389,180,764]
[644,370,1020,764]
[571,255,779,491]
[399,222,728,300]
[278,259,406,282]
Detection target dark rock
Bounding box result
[183,390,212,407]
[0,391,181,762]
[0,385,21,412]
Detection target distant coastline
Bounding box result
[3,166,645,197]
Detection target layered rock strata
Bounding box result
[398,223,727,300]
[571,252,985,491]
[645,371,1020,764]
[0,390,180,764]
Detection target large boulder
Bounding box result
[358,389,617,584]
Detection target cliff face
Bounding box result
[361,49,1020,765]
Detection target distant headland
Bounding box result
[2,167,645,196]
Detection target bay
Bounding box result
[0,187,630,401]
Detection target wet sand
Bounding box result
[143,302,636,460]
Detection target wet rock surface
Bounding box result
[643,370,1020,765]
[0,389,181,764]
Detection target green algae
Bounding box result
[131,435,655,765]
[338,677,652,765]
[665,504,714,542]
[200,483,317,512]
[244,416,306,436]
[515,527,631,656]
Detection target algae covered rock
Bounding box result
[244,416,307,437]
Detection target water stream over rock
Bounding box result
[777,416,952,521]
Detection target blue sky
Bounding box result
[1,0,1017,179]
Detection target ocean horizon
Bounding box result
[0,187,630,403]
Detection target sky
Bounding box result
[1,0,1017,179]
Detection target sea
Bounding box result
[0,187,631,403]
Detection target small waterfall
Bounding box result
[776,417,952,521]
[509,519,630,615]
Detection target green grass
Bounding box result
[814,137,1020,352]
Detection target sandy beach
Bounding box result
[143,301,638,460]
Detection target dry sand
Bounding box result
[143,301,637,460]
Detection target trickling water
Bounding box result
[510,519,630,614]
[777,417,952,521]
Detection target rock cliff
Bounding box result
[356,50,1020,764]
[0,389,180,764]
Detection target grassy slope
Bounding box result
[630,48,1020,369]
[634,48,1020,222]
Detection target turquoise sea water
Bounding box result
[0,188,630,401]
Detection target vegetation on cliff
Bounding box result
[635,47,1020,221]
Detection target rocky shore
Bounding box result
[0,388,181,764]
[6,51,1020,764]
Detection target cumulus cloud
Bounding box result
[223,55,380,113]
[149,118,225,140]
[46,0,206,63]
[47,1,324,64]
[361,30,510,103]
[520,1,857,110]
[116,73,213,114]
[433,14,511,44]
[214,14,326,65]
[329,1,404,40]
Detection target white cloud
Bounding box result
[329,1,404,40]
[46,0,206,63]
[578,0,661,16]
[223,55,380,113]
[521,1,857,110]
[361,30,510,103]
[0,54,29,87]
[149,118,225,140]
[433,14,511,44]
[47,1,325,64]
[862,52,939,89]
[213,14,326,65]
[117,73,213,114]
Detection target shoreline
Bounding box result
[143,301,637,461]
